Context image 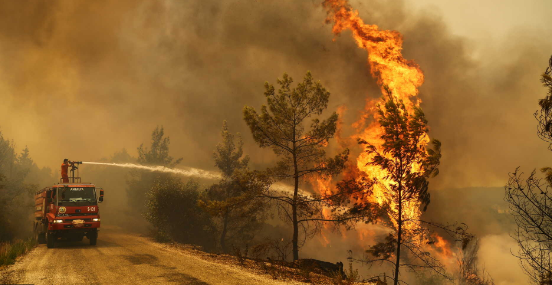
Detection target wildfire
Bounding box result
[322,0,428,231]
[307,0,452,264]
[433,233,453,258]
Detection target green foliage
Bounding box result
[243,71,347,179]
[0,131,54,242]
[200,121,268,252]
[145,179,215,249]
[137,126,182,167]
[200,170,270,252]
[127,126,182,214]
[243,71,348,260]
[213,121,249,178]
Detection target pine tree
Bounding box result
[199,121,267,252]
[360,89,441,284]
[243,71,348,260]
[127,126,182,214]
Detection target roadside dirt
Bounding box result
[0,227,302,285]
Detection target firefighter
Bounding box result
[61,158,70,183]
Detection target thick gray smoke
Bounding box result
[0,0,550,283]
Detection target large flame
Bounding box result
[322,0,428,232]
[306,0,453,266]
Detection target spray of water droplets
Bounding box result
[82,162,223,180]
[82,161,298,194]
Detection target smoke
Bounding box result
[0,0,550,283]
[0,0,549,188]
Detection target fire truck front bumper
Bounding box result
[48,220,100,231]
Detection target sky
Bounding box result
[411,0,552,40]
[0,1,550,283]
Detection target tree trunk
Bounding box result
[220,209,229,253]
[292,188,299,261]
[394,178,402,285]
[292,137,299,261]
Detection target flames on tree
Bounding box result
[322,0,427,232]
[307,0,453,264]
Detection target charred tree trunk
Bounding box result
[292,139,299,261]
[394,183,402,285]
[220,209,229,253]
[394,159,403,285]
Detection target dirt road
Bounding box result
[0,228,298,285]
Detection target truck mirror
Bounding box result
[98,188,104,203]
[99,196,103,202]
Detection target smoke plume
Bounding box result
[0,1,551,283]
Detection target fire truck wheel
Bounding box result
[34,224,46,244]
[37,232,46,244]
[46,232,55,248]
[89,230,97,246]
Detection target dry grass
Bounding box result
[0,238,36,267]
[156,241,372,284]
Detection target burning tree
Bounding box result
[320,0,454,283]
[456,236,495,285]
[358,89,443,284]
[243,71,348,261]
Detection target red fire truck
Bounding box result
[33,161,104,248]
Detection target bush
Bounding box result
[145,178,216,249]
[0,238,36,266]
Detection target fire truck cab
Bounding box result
[34,183,104,248]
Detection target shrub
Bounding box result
[145,178,216,249]
[0,238,36,266]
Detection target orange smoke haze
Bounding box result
[0,1,550,283]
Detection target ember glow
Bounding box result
[433,233,453,258]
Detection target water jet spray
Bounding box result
[81,161,223,180]
[81,161,301,195]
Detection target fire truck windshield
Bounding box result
[57,187,97,206]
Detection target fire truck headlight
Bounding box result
[53,219,63,223]
[92,218,100,222]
